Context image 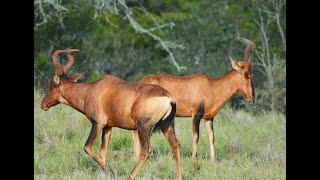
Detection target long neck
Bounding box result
[59,82,94,114]
[207,71,240,116]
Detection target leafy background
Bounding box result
[34,0,286,114]
[34,1,286,179]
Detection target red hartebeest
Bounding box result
[40,49,181,180]
[136,38,256,161]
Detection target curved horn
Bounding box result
[239,37,256,63]
[52,50,67,75]
[63,49,79,74]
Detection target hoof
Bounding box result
[101,166,115,179]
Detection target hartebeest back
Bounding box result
[40,49,181,179]
[138,38,256,161]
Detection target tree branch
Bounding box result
[34,0,48,30]
[148,22,175,32]
[117,0,186,72]
[274,0,286,53]
[34,0,68,30]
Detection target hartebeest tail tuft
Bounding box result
[153,101,176,133]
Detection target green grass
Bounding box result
[35,89,286,179]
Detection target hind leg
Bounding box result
[206,118,217,161]
[132,130,141,162]
[129,121,153,180]
[161,122,181,180]
[192,114,201,159]
[99,127,112,167]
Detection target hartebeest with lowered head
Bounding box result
[40,49,181,180]
[137,38,256,161]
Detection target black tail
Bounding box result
[152,101,176,133]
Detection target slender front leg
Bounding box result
[205,118,217,161]
[132,130,141,162]
[192,114,201,159]
[161,123,182,180]
[84,122,105,170]
[99,127,112,165]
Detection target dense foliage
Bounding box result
[34,0,286,113]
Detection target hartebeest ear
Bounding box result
[230,57,245,74]
[69,72,84,82]
[53,74,61,86]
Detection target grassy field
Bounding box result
[34,89,286,179]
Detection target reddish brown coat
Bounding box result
[41,50,181,180]
[138,38,256,161]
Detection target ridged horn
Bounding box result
[63,49,79,74]
[52,50,67,75]
[239,37,256,63]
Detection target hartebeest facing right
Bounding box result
[138,38,256,161]
[40,49,181,180]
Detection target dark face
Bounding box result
[40,77,62,111]
[239,69,255,103]
[231,60,255,103]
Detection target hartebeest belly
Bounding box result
[140,75,212,117]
